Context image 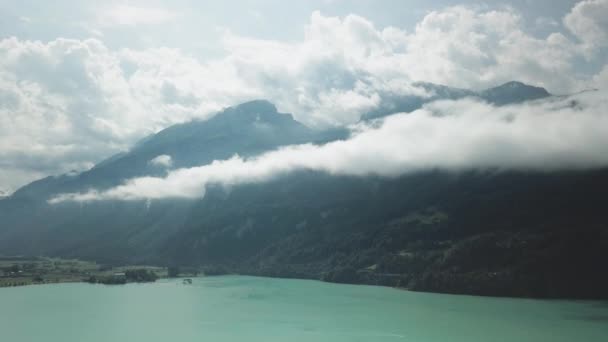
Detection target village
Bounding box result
[0,256,168,287]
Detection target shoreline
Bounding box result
[2,271,598,303]
[1,273,603,303]
[2,257,606,301]
[0,257,167,288]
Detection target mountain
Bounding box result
[480,81,551,105]
[1,83,607,299]
[0,100,323,263]
[11,100,317,200]
[164,169,608,298]
[363,81,551,120]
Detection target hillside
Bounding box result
[1,82,607,299]
[164,169,608,298]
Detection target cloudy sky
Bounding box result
[1,0,608,194]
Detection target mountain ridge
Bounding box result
[363,81,551,120]
[6,80,552,201]
[2,81,606,299]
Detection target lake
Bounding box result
[1,275,607,341]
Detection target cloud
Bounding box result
[594,64,608,87]
[216,5,594,124]
[401,6,582,93]
[2,3,608,191]
[98,5,178,27]
[50,90,608,203]
[149,154,173,168]
[0,37,250,191]
[535,17,559,29]
[564,0,608,54]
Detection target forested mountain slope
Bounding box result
[2,82,606,298]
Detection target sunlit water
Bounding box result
[1,275,607,341]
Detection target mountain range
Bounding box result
[1,81,607,299]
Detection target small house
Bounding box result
[112,272,126,281]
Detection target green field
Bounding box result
[0,256,167,287]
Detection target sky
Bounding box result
[1,0,608,194]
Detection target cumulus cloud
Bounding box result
[2,2,608,191]
[219,6,590,123]
[49,90,608,203]
[564,0,608,54]
[0,37,251,191]
[149,154,173,168]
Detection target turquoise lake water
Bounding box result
[0,275,607,341]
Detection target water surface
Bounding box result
[1,276,607,341]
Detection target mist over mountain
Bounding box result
[1,81,608,298]
[3,3,608,341]
[363,81,550,120]
[11,100,319,200]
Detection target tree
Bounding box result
[125,269,158,282]
[168,266,180,278]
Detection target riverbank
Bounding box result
[2,255,605,301]
[0,256,166,288]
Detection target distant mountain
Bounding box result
[11,100,318,200]
[1,83,606,299]
[480,81,551,105]
[363,81,551,120]
[0,99,345,263]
